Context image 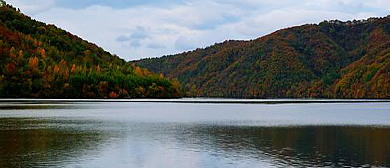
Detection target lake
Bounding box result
[0,99,390,168]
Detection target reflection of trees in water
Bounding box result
[178,125,390,167]
[0,118,113,168]
[1,118,389,168]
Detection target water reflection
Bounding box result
[0,118,112,168]
[0,104,80,110]
[186,125,390,167]
[0,101,90,110]
[1,118,390,167]
[0,101,389,167]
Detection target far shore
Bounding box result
[0,98,389,104]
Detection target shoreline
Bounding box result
[0,98,389,104]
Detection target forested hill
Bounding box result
[0,2,181,98]
[135,16,390,99]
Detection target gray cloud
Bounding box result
[8,0,390,60]
[55,0,187,9]
[130,40,141,47]
[116,26,149,42]
[147,43,166,49]
[130,26,148,39]
[116,35,132,42]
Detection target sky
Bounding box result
[7,0,390,61]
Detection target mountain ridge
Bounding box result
[134,15,390,98]
[0,2,181,98]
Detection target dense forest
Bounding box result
[135,16,390,99]
[0,2,181,98]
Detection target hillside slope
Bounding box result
[0,2,181,98]
[135,16,390,98]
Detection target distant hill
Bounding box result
[0,2,181,98]
[135,16,390,98]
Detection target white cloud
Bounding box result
[6,0,390,60]
[237,9,353,37]
[363,0,390,11]
[9,0,56,15]
[175,36,196,50]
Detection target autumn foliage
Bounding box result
[135,16,390,98]
[0,3,181,98]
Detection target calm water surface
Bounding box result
[0,99,390,168]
